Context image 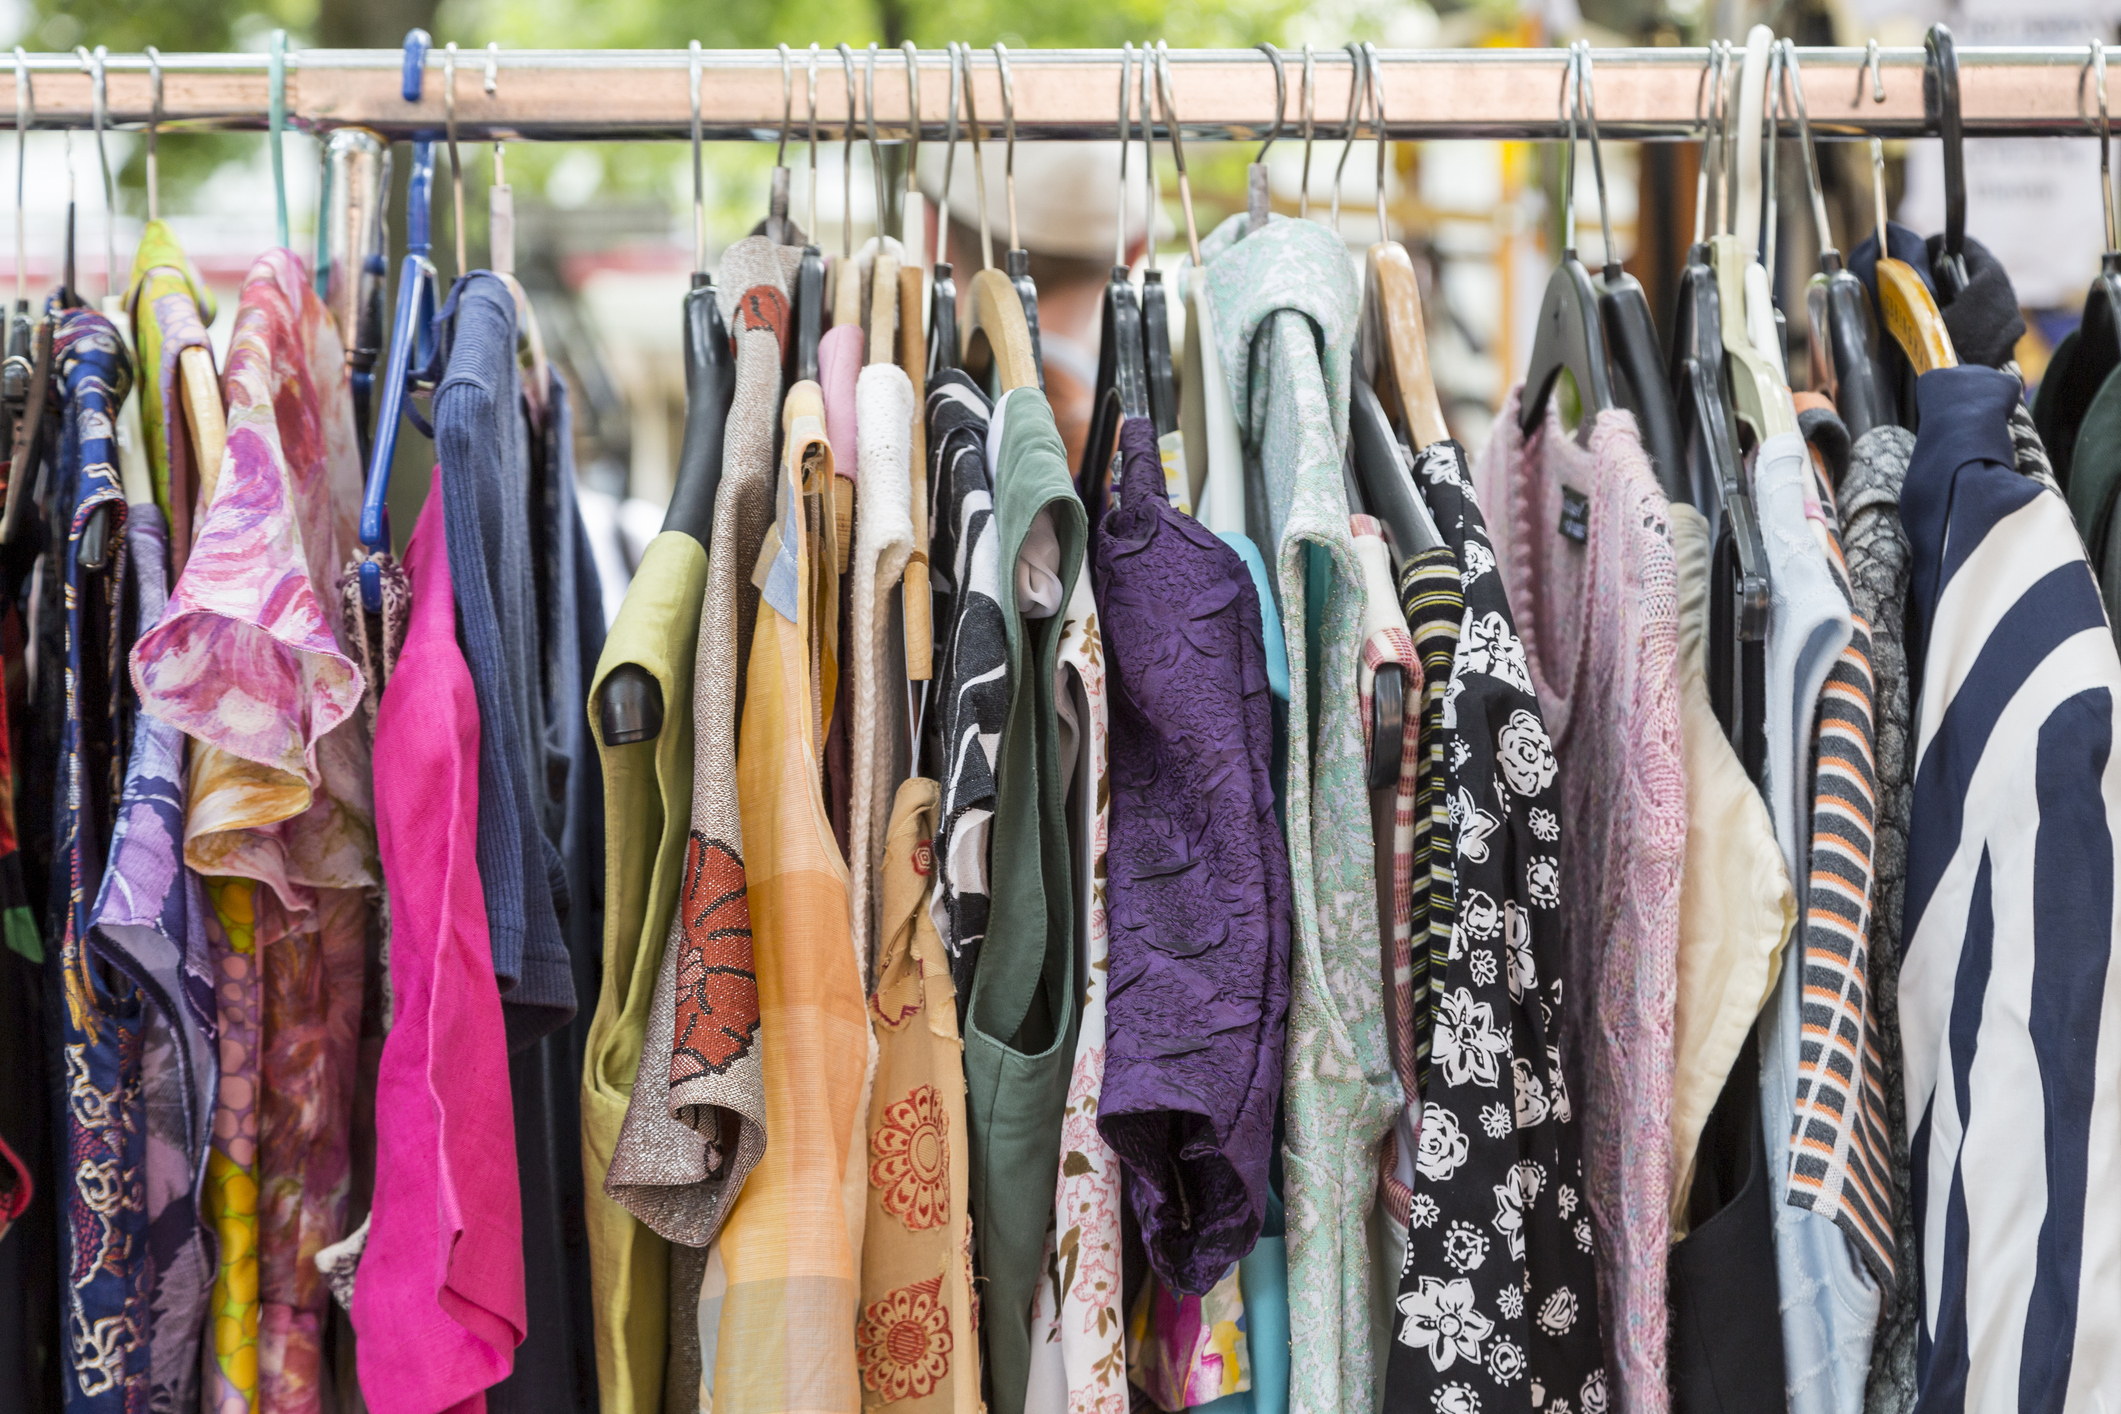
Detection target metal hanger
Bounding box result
[865,43,905,364]
[73,44,119,567]
[1330,43,1366,239]
[833,43,863,327]
[1142,41,1188,436]
[80,46,114,305]
[356,28,444,611]
[1078,42,1151,512]
[444,42,467,276]
[1572,41,1684,498]
[1925,24,1969,298]
[767,43,795,243]
[795,43,825,383]
[994,42,1045,387]
[900,43,923,258]
[0,49,38,550]
[1518,44,1615,441]
[1359,40,1449,455]
[270,30,291,250]
[927,43,961,378]
[1298,44,1316,221]
[1785,39,1892,442]
[485,45,514,275]
[1248,43,1284,232]
[958,43,1038,393]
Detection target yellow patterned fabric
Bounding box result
[582,530,709,1414]
[858,778,977,1414]
[707,380,872,1414]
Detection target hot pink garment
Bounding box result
[1474,393,1685,1414]
[818,321,863,480]
[353,489,525,1413]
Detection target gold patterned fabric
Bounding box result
[858,777,977,1414]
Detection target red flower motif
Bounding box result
[858,1275,953,1402]
[670,832,761,1085]
[869,1085,949,1230]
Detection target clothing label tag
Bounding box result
[1558,486,1590,544]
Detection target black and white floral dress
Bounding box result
[1382,441,1609,1414]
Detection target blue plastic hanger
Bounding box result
[357,28,442,610]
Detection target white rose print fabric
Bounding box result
[1383,442,1607,1414]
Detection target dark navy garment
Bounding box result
[492,371,605,1414]
[434,272,575,1045]
[1094,416,1291,1295]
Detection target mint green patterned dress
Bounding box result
[1203,214,1396,1414]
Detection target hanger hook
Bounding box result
[1138,42,1158,274]
[1117,43,1134,271]
[13,46,27,312]
[1925,23,1966,270]
[1763,38,1783,284]
[775,44,793,169]
[1575,41,1616,271]
[1254,43,1286,163]
[689,41,705,276]
[484,41,499,98]
[1780,42,1838,263]
[269,30,292,251]
[993,42,1019,253]
[2093,41,2116,253]
[1155,42,1201,266]
[839,44,859,262]
[1331,43,1366,236]
[486,42,506,205]
[902,42,920,200]
[960,43,993,271]
[1870,135,1889,253]
[1299,43,1316,220]
[1858,38,1885,107]
[77,44,116,301]
[444,41,467,275]
[938,43,961,268]
[1364,41,1389,240]
[144,46,163,224]
[1559,43,1580,257]
[1692,41,1714,245]
[806,43,820,246]
[1707,40,1733,239]
[867,44,889,253]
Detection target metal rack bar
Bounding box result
[1,45,2114,143]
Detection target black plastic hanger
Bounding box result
[1520,46,1615,441]
[1782,41,1893,444]
[1925,25,1969,300]
[2034,40,2121,493]
[1576,42,1685,500]
[1080,45,1152,512]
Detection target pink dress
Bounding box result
[1474,394,1685,1414]
[352,490,526,1412]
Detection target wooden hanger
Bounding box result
[898,259,933,688]
[962,268,1039,392]
[1876,257,1958,373]
[1865,138,1959,375]
[1354,45,1449,451]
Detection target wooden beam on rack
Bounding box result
[0,46,2112,142]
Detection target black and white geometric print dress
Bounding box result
[1382,441,1610,1414]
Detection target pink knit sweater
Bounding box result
[1474,393,1685,1414]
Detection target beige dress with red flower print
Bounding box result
[857,777,978,1414]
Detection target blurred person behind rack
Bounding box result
[919,142,1170,469]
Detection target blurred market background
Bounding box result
[12,0,2114,601]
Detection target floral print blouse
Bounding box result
[1381,442,1609,1414]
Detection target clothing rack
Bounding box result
[2,45,2116,143]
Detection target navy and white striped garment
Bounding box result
[1900,366,2121,1413]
